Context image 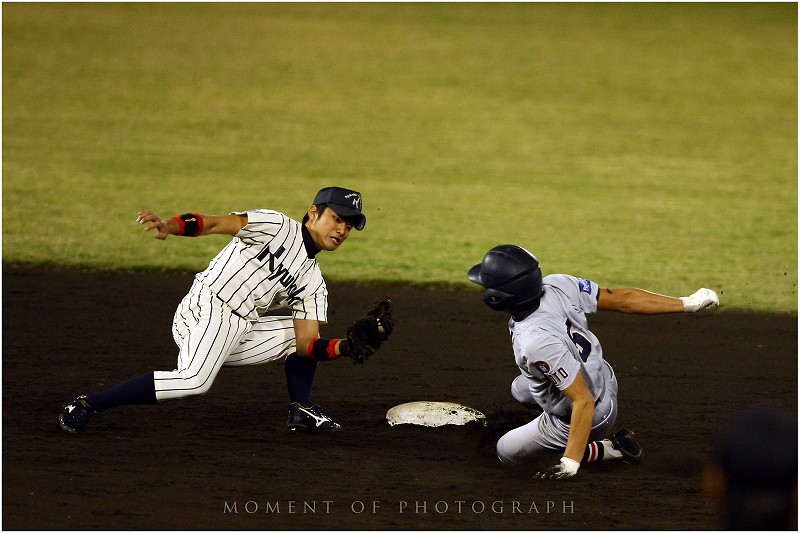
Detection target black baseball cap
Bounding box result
[312,186,366,230]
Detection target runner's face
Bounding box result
[307,205,353,251]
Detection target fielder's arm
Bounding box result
[298,300,394,364]
[293,318,346,359]
[597,287,719,314]
[137,210,247,239]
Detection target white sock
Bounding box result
[584,439,623,463]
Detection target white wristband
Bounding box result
[560,456,580,475]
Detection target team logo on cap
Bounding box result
[344,192,362,210]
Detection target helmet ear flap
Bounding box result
[482,288,514,310]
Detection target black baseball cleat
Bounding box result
[610,428,644,463]
[287,402,342,432]
[58,395,96,434]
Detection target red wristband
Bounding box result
[307,338,343,361]
[172,213,204,236]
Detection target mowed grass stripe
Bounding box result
[3,3,796,311]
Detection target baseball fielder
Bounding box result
[59,186,393,434]
[468,244,719,479]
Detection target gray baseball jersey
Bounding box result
[509,273,607,418]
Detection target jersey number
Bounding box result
[566,320,592,363]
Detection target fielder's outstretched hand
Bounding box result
[534,457,580,480]
[136,210,172,240]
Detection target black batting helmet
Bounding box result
[467,244,544,311]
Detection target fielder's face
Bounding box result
[307,205,353,251]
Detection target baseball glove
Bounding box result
[343,299,394,364]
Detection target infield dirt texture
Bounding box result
[3,265,796,530]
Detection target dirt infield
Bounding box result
[3,265,797,530]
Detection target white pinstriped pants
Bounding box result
[154,279,296,401]
[496,361,619,464]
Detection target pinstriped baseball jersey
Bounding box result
[197,209,327,323]
[509,274,606,418]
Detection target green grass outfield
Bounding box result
[3,3,797,312]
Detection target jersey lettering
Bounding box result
[257,244,285,264]
[258,244,306,304]
[548,367,569,386]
